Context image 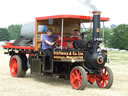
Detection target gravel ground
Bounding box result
[0,49,128,96]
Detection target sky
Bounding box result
[0,0,127,28]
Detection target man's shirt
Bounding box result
[42,34,57,50]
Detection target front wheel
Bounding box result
[70,66,87,90]
[96,66,113,88]
[10,55,26,77]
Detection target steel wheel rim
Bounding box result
[10,57,19,76]
[71,68,83,89]
[97,68,109,88]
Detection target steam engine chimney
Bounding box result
[92,11,102,52]
[92,11,101,42]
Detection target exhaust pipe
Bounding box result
[92,11,101,42]
[92,11,103,52]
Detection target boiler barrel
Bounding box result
[20,22,47,39]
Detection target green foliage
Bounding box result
[8,24,22,40]
[0,28,9,41]
[81,24,128,50]
[100,28,113,47]
[110,24,128,49]
[100,24,128,49]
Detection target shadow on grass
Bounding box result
[25,73,99,88]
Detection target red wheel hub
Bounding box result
[70,69,82,89]
[96,68,109,88]
[10,57,19,77]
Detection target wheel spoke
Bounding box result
[72,78,76,83]
[75,70,79,76]
[103,70,106,75]
[105,73,108,77]
[79,76,82,80]
[78,71,81,75]
[104,80,108,86]
[72,72,76,77]
[98,80,102,87]
[74,80,79,88]
[71,77,76,81]
[104,74,109,80]
[101,80,105,87]
[78,81,82,88]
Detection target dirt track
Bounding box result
[0,50,128,96]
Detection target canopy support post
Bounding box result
[103,21,105,45]
[61,18,64,50]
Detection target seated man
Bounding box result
[72,29,81,40]
[42,29,58,71]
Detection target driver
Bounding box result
[72,29,81,40]
[73,29,87,40]
[42,29,58,71]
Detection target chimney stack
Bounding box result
[92,11,101,42]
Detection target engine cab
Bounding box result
[33,12,109,73]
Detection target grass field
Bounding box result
[0,48,128,96]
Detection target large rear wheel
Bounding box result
[96,66,113,88]
[70,66,87,90]
[10,55,26,77]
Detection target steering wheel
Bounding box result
[52,41,59,48]
[80,32,89,39]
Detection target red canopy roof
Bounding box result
[36,15,109,21]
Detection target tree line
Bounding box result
[0,24,128,50]
[0,24,22,41]
[102,24,128,50]
[83,24,128,50]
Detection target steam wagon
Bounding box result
[2,11,113,90]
